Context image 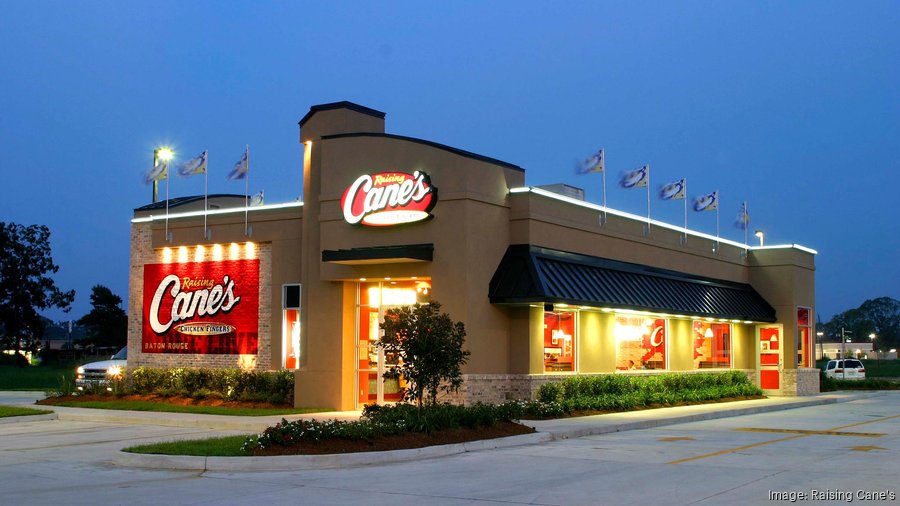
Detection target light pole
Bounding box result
[816,331,823,361]
[869,333,877,357]
[152,147,174,203]
[840,328,851,379]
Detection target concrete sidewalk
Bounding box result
[2,390,874,472]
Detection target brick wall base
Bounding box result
[780,368,820,396]
[439,369,758,406]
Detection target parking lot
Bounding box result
[0,392,897,505]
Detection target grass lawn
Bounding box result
[0,405,53,418]
[124,435,252,456]
[0,364,74,390]
[46,399,324,417]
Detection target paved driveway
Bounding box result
[1,392,897,505]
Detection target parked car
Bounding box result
[823,359,866,380]
[75,347,127,392]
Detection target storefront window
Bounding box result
[356,280,430,405]
[282,284,300,369]
[615,316,666,370]
[693,321,731,369]
[798,307,811,367]
[543,311,575,372]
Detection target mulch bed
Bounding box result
[37,394,289,410]
[251,421,536,456]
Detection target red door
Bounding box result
[759,325,782,391]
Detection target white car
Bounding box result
[75,347,127,392]
[823,359,866,380]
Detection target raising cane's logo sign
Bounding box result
[142,259,259,354]
[340,171,437,226]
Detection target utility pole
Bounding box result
[840,328,851,379]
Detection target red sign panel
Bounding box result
[340,171,437,226]
[142,259,259,354]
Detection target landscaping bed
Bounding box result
[250,421,534,456]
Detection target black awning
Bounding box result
[322,244,433,265]
[489,245,776,323]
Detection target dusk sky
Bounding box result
[1,2,897,323]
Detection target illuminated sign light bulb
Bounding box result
[162,247,172,263]
[245,242,256,259]
[177,246,188,263]
[212,244,223,261]
[194,245,205,263]
[229,243,240,260]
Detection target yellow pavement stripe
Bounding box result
[828,413,900,431]
[666,412,900,465]
[666,434,807,465]
[848,445,887,452]
[733,428,884,437]
[658,436,695,442]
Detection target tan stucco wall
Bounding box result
[749,249,816,374]
[667,319,694,371]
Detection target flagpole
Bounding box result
[715,190,720,250]
[165,162,170,242]
[646,164,651,234]
[204,151,209,240]
[744,201,749,250]
[683,179,688,242]
[602,167,607,225]
[244,145,249,236]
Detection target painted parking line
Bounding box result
[666,412,900,465]
[733,428,885,437]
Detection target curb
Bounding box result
[114,432,553,471]
[0,413,58,425]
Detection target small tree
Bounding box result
[77,285,128,349]
[0,223,74,364]
[379,301,469,411]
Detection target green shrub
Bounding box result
[532,371,761,414]
[245,401,532,452]
[125,367,294,405]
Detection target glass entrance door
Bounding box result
[356,280,430,406]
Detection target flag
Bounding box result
[177,150,208,176]
[227,149,248,181]
[576,149,604,174]
[693,191,718,211]
[659,179,685,200]
[249,190,264,207]
[143,161,168,184]
[620,165,649,188]
[734,202,750,229]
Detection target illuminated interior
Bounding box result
[543,312,575,372]
[615,316,666,370]
[797,307,811,367]
[693,321,731,368]
[356,279,430,405]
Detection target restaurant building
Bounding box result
[128,101,819,411]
